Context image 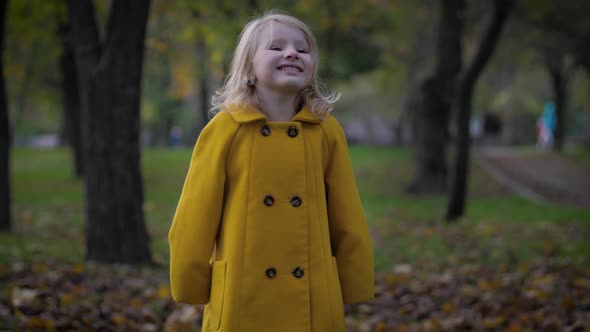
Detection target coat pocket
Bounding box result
[210,260,227,330]
[331,257,345,331]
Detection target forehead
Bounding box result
[258,21,309,46]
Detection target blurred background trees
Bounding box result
[2,0,590,262]
[5,1,590,150]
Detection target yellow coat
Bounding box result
[169,105,374,332]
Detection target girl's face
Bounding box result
[251,22,315,95]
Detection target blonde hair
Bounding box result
[211,11,339,119]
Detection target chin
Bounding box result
[277,80,310,92]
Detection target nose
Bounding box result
[284,48,299,60]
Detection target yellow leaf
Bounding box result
[130,298,143,308]
[505,322,522,332]
[60,293,76,306]
[13,308,24,320]
[478,280,500,291]
[32,263,49,273]
[374,322,387,332]
[27,316,49,328]
[441,302,455,314]
[112,313,127,325]
[524,288,547,300]
[561,295,574,310]
[72,285,83,294]
[483,316,505,328]
[158,284,171,299]
[71,263,85,274]
[574,278,590,289]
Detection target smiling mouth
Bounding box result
[277,65,303,72]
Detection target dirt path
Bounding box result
[476,148,590,209]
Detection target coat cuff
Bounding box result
[170,262,212,305]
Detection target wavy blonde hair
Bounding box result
[211,11,339,119]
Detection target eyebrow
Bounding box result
[268,38,309,47]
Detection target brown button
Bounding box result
[260,125,271,136]
[288,126,298,137]
[266,267,277,278]
[290,196,302,207]
[263,195,274,207]
[292,267,304,278]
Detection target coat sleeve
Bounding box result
[168,112,237,305]
[323,116,375,304]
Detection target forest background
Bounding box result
[2,0,590,330]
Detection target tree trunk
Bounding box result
[407,0,465,195]
[67,0,152,264]
[585,67,590,148]
[190,7,213,139]
[445,0,514,221]
[545,53,569,152]
[13,42,38,136]
[323,0,338,80]
[197,40,210,132]
[58,20,84,178]
[0,0,10,232]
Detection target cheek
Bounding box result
[254,57,275,75]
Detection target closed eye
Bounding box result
[297,49,309,53]
[269,46,282,51]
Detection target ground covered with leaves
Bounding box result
[3,148,590,331]
[2,258,589,331]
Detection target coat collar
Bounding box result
[226,104,323,124]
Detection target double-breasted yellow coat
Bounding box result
[169,105,374,332]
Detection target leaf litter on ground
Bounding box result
[1,257,590,332]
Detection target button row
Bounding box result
[260,125,298,138]
[265,267,305,279]
[263,195,302,207]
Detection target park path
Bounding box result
[476,147,590,209]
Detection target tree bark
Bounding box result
[445,0,514,221]
[191,7,213,139]
[67,0,152,264]
[197,40,210,132]
[548,69,566,151]
[545,51,570,152]
[0,0,10,232]
[58,20,84,178]
[407,0,465,195]
[584,67,590,148]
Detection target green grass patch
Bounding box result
[4,146,590,273]
[348,145,590,272]
[565,147,590,171]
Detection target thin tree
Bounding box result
[0,0,10,232]
[57,15,83,178]
[518,0,590,148]
[544,48,574,152]
[66,0,152,264]
[445,0,514,221]
[407,0,465,195]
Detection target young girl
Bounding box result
[169,11,374,332]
